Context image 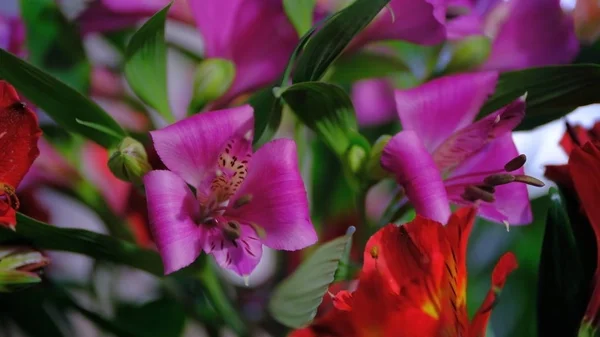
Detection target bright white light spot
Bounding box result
[561,0,577,11]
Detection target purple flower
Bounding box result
[189,0,298,103]
[448,0,579,70]
[144,105,317,275]
[381,72,533,225]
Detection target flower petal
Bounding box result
[209,224,263,276]
[351,79,397,127]
[354,0,446,47]
[190,0,297,100]
[227,139,317,251]
[445,134,533,225]
[395,72,498,152]
[470,252,518,335]
[381,131,451,223]
[144,170,203,274]
[432,97,525,173]
[150,105,253,188]
[482,0,579,71]
[0,81,41,188]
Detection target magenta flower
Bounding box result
[381,72,533,225]
[189,0,298,103]
[78,0,194,35]
[144,105,317,275]
[448,0,579,70]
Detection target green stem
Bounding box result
[355,185,370,250]
[196,256,248,337]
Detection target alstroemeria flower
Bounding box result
[381,72,537,225]
[144,105,317,275]
[447,0,579,70]
[189,0,298,104]
[292,207,518,337]
[0,81,42,229]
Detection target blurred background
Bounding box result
[1,0,600,336]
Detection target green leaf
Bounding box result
[0,213,163,276]
[125,3,174,122]
[281,82,361,157]
[293,0,391,83]
[269,228,355,328]
[478,65,600,130]
[20,0,90,91]
[537,188,589,337]
[249,87,282,149]
[116,298,186,337]
[0,49,126,148]
[328,51,409,83]
[284,0,317,37]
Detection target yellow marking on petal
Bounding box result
[369,245,379,259]
[422,301,440,319]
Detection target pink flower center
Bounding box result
[195,137,253,238]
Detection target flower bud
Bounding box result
[108,137,152,187]
[366,135,392,181]
[189,58,236,112]
[0,246,50,292]
[445,36,491,73]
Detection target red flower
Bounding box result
[0,81,41,229]
[291,207,518,337]
[569,141,600,328]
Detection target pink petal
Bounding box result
[209,224,263,276]
[150,105,253,188]
[432,97,525,174]
[482,0,579,71]
[381,131,451,223]
[351,79,397,127]
[226,139,317,251]
[144,170,204,274]
[395,71,498,152]
[445,134,532,225]
[353,0,446,48]
[189,0,297,100]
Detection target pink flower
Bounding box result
[448,0,579,70]
[144,105,317,275]
[189,0,298,103]
[381,72,534,225]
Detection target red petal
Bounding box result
[469,252,518,337]
[0,81,41,188]
[569,141,600,323]
[560,125,592,155]
[0,200,17,229]
[443,207,478,307]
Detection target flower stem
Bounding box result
[196,256,248,337]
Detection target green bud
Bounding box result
[366,135,392,181]
[0,246,49,292]
[445,36,491,73]
[108,137,152,187]
[189,58,236,113]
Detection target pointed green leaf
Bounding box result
[293,0,391,83]
[0,213,163,276]
[125,3,174,122]
[284,0,317,37]
[328,51,409,83]
[249,87,282,149]
[269,228,355,328]
[478,65,600,130]
[0,270,41,292]
[281,82,363,157]
[537,188,589,337]
[0,49,126,148]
